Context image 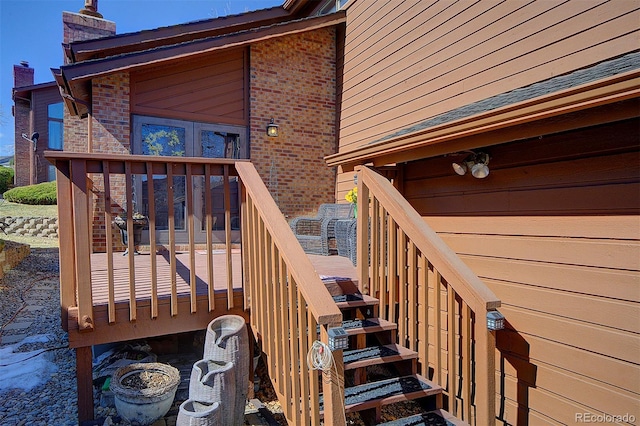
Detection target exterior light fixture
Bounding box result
[471,152,490,178]
[452,156,471,175]
[486,310,505,331]
[452,151,490,179]
[266,118,279,137]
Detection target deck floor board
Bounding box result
[89,251,358,306]
[90,250,243,305]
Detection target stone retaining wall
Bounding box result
[0,217,59,238]
[0,240,31,279]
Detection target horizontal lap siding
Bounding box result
[338,0,640,151]
[404,120,640,423]
[130,48,247,125]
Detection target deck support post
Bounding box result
[320,323,346,426]
[76,346,94,423]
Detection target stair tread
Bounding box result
[333,293,379,309]
[344,344,417,370]
[341,374,442,414]
[320,374,442,413]
[377,409,469,426]
[342,317,396,335]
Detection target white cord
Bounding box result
[307,340,333,371]
[307,340,347,424]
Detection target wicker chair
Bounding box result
[290,203,354,255]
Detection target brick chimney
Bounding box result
[63,1,115,63]
[13,61,34,88]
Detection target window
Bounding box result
[48,103,63,150]
[48,165,57,182]
[315,0,349,15]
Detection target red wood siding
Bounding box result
[338,0,640,151]
[130,48,247,126]
[402,119,640,424]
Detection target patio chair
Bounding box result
[289,203,354,255]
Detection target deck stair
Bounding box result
[319,292,468,426]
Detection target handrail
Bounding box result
[357,166,500,314]
[355,165,500,425]
[236,162,343,326]
[237,162,344,426]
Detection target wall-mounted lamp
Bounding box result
[452,151,490,178]
[486,310,505,331]
[22,132,39,151]
[266,118,279,137]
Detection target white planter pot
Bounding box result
[110,362,180,426]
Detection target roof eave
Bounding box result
[326,70,640,170]
[68,6,291,63]
[12,81,58,99]
[61,12,345,100]
[58,11,345,117]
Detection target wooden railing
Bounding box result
[46,151,246,333]
[47,152,346,424]
[355,166,500,425]
[236,162,345,426]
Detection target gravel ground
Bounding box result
[0,247,78,426]
[0,246,426,426]
[0,247,284,426]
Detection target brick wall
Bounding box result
[250,27,338,219]
[90,74,131,251]
[13,98,31,187]
[62,10,116,154]
[61,11,117,250]
[13,64,34,187]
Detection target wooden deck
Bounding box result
[89,250,357,305]
[65,250,358,348]
[90,249,243,305]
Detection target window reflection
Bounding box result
[201,131,241,159]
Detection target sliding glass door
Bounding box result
[132,116,246,244]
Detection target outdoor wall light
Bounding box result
[266,118,279,137]
[486,310,505,331]
[451,151,490,178]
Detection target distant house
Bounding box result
[0,156,13,167]
[48,0,639,425]
[12,62,62,186]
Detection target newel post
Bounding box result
[475,317,497,425]
[320,323,345,426]
[355,166,369,295]
[54,159,76,332]
[70,159,94,332]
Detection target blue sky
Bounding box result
[0,0,282,157]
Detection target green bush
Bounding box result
[0,166,14,194]
[3,181,57,205]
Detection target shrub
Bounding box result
[3,181,57,205]
[0,166,14,194]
